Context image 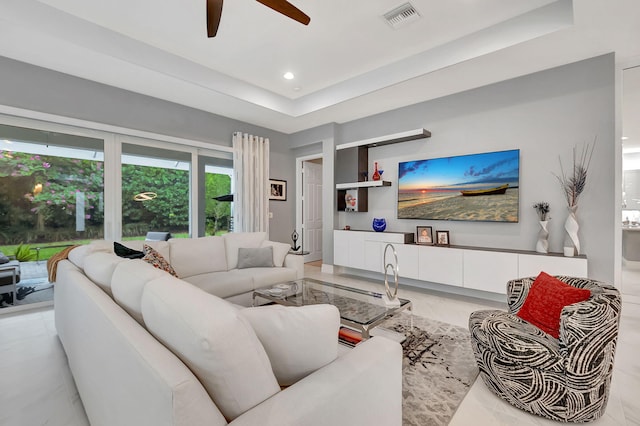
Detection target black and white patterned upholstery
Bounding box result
[469,276,621,423]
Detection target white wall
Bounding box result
[0,55,298,244]
[294,54,616,283]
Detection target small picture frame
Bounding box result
[436,230,450,246]
[269,179,287,201]
[416,226,433,245]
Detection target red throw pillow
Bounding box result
[516,272,591,338]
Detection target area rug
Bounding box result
[378,313,479,426]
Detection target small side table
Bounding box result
[0,262,20,305]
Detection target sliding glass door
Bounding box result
[0,124,105,250]
[121,143,192,239]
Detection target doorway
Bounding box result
[621,65,640,298]
[296,155,323,263]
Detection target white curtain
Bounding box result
[233,132,270,233]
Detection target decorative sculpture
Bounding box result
[382,244,400,306]
[291,229,301,252]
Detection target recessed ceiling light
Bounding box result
[293,87,301,91]
[283,72,295,80]
[622,136,629,140]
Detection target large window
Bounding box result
[0,124,105,249]
[121,143,191,239]
[201,155,233,236]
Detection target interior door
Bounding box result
[303,160,323,262]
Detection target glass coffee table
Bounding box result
[253,278,412,339]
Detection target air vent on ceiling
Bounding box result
[383,3,420,29]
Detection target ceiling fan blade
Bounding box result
[206,0,223,37]
[255,0,310,25]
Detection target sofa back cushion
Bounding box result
[68,240,113,270]
[222,232,267,270]
[83,252,128,296]
[260,240,291,267]
[142,278,280,421]
[111,259,169,325]
[168,236,227,278]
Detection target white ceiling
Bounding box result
[1,0,639,134]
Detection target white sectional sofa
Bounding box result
[68,232,303,306]
[54,232,403,426]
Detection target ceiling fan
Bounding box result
[206,0,310,38]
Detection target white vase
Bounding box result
[536,220,549,253]
[563,206,580,256]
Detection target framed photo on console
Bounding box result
[416,226,433,245]
[436,230,450,246]
[269,179,287,201]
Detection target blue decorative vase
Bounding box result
[372,218,386,232]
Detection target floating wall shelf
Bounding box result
[336,128,431,212]
[336,180,392,190]
[336,128,431,151]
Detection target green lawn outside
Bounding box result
[0,232,230,262]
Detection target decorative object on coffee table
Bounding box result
[253,278,412,339]
[554,140,595,256]
[533,202,550,253]
[382,244,400,306]
[372,218,386,232]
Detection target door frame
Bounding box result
[296,153,323,263]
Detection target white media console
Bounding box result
[333,230,588,296]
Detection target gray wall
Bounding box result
[0,55,297,243]
[293,54,615,283]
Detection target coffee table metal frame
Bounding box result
[253,277,412,339]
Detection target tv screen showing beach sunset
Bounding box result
[397,149,520,222]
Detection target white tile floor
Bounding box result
[0,263,638,425]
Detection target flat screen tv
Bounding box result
[397,149,520,222]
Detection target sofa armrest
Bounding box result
[230,336,402,426]
[283,254,304,279]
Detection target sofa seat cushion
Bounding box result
[83,252,128,297]
[183,270,256,299]
[223,232,267,270]
[142,278,280,421]
[252,267,297,289]
[239,304,340,386]
[183,267,298,299]
[111,259,169,325]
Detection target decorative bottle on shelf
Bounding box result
[372,162,381,181]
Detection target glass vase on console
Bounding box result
[372,162,381,181]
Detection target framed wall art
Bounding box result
[269,179,287,201]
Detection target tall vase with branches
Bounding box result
[554,139,595,256]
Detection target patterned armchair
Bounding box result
[469,276,621,423]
